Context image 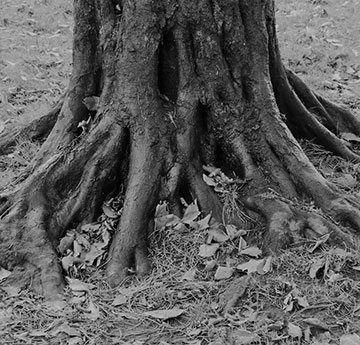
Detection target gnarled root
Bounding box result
[244,194,355,255]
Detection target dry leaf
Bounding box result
[309,233,330,253]
[81,223,101,233]
[182,201,201,224]
[2,285,20,297]
[239,246,262,258]
[57,233,74,254]
[237,259,264,274]
[61,255,84,273]
[112,295,128,306]
[66,278,95,292]
[144,308,184,320]
[51,323,81,337]
[262,256,273,273]
[29,331,48,337]
[288,322,302,338]
[333,174,357,189]
[86,300,100,321]
[229,329,259,344]
[68,337,83,345]
[214,266,234,280]
[0,266,11,282]
[341,132,360,143]
[302,317,329,331]
[225,224,244,239]
[296,296,309,308]
[238,236,247,251]
[203,174,217,186]
[197,214,212,231]
[204,260,217,271]
[198,244,219,258]
[85,244,104,266]
[102,204,119,218]
[309,258,325,279]
[156,214,181,229]
[82,96,100,111]
[181,268,196,281]
[207,227,228,243]
[340,333,360,345]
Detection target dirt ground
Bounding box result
[1,1,360,344]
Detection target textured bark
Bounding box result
[1,0,360,296]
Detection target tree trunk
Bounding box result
[1,0,360,297]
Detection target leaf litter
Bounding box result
[2,0,360,344]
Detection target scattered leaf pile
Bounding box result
[2,0,360,344]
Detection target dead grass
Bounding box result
[1,0,360,344]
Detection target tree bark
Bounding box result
[1,0,360,297]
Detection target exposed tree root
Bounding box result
[244,194,355,254]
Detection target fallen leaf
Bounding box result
[81,223,101,233]
[66,278,95,292]
[84,244,104,266]
[61,255,84,273]
[302,318,329,331]
[204,260,217,271]
[112,295,128,306]
[229,329,259,344]
[226,224,245,239]
[73,240,83,257]
[117,287,137,297]
[288,322,302,338]
[207,227,228,243]
[155,202,168,217]
[155,214,181,229]
[82,96,100,111]
[333,174,357,189]
[144,308,184,320]
[181,268,196,281]
[102,204,119,218]
[296,296,309,308]
[182,201,201,224]
[309,233,330,253]
[51,323,81,337]
[0,267,11,282]
[340,333,360,345]
[214,266,234,280]
[68,337,83,345]
[2,285,20,297]
[197,214,212,230]
[198,244,219,258]
[29,331,48,337]
[203,174,217,186]
[85,300,100,321]
[341,132,360,143]
[309,258,325,279]
[237,259,264,274]
[262,256,273,273]
[42,299,68,312]
[238,236,247,251]
[57,233,74,254]
[239,246,262,258]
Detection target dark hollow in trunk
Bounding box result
[1,0,360,297]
